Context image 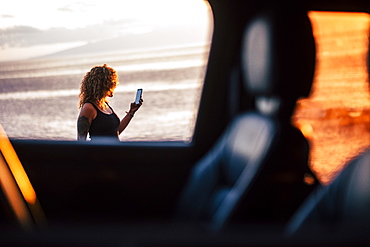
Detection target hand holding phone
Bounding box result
[135,89,143,105]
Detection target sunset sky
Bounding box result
[0,0,211,61]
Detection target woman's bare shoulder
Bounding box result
[80,102,97,118]
[82,102,95,110]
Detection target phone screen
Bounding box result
[135,89,143,104]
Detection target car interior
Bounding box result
[1,0,370,246]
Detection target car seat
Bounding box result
[176,8,319,231]
[285,150,370,243]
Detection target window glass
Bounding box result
[293,12,370,184]
[0,0,212,142]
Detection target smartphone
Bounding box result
[135,89,143,104]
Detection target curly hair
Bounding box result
[78,64,119,109]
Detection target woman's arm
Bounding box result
[77,103,97,141]
[118,99,143,134]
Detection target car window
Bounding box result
[0,0,212,142]
[293,11,370,184]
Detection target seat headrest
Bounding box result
[242,9,316,99]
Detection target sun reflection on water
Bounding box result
[293,11,370,184]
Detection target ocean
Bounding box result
[0,44,210,142]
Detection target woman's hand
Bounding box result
[119,98,143,134]
[128,98,143,116]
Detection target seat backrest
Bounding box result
[176,113,277,230]
[285,150,370,241]
[176,7,317,231]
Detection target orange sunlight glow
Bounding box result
[0,124,36,204]
[0,152,34,229]
[293,11,370,184]
[0,124,46,230]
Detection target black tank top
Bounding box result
[88,103,120,140]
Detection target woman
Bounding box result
[77,64,143,141]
